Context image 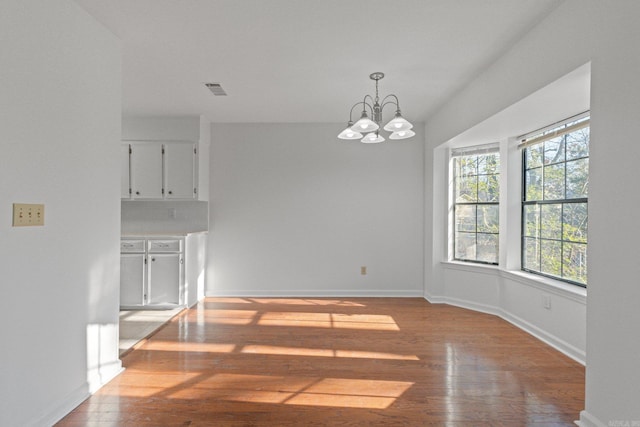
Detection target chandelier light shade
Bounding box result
[361,131,385,143]
[383,112,413,132]
[389,129,416,140]
[337,121,363,140]
[338,72,414,143]
[352,111,379,133]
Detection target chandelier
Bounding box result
[338,72,415,143]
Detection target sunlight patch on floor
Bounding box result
[162,373,413,409]
[242,344,419,360]
[141,341,237,353]
[249,298,367,307]
[202,309,258,325]
[134,340,418,361]
[257,312,400,331]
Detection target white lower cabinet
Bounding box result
[120,237,184,309]
[147,253,181,305]
[120,253,145,306]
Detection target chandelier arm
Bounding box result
[348,100,374,119]
[361,98,374,117]
[381,94,401,111]
[363,95,375,109]
[348,102,363,122]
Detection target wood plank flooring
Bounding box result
[57,298,585,426]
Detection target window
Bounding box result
[521,115,589,286]
[452,146,500,264]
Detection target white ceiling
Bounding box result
[73,0,562,124]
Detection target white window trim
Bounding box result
[445,132,588,296]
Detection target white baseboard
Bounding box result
[501,308,585,365]
[207,290,425,298]
[87,360,124,393]
[423,294,585,365]
[29,383,89,427]
[426,294,501,316]
[32,360,124,426]
[578,410,607,427]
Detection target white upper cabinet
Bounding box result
[130,143,163,199]
[164,143,195,199]
[122,141,198,200]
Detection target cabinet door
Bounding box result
[120,254,145,306]
[164,143,195,199]
[130,143,163,199]
[147,253,181,305]
[121,144,131,199]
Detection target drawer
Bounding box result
[120,239,145,253]
[148,239,182,253]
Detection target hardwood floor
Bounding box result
[57,298,584,426]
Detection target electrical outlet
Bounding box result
[542,294,552,310]
[361,266,367,275]
[13,203,45,226]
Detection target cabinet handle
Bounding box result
[168,190,173,195]
[151,258,156,262]
[135,191,140,195]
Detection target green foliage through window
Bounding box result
[522,118,589,286]
[453,151,500,264]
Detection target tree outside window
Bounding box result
[522,119,589,286]
[453,150,500,264]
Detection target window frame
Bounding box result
[451,148,500,266]
[520,115,589,288]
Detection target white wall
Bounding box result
[0,1,121,426]
[122,116,201,142]
[424,1,640,425]
[121,200,208,235]
[208,123,424,296]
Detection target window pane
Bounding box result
[455,232,476,260]
[523,237,540,271]
[478,174,499,202]
[477,205,499,233]
[453,152,499,265]
[563,242,587,284]
[525,145,543,169]
[478,154,500,175]
[477,234,498,264]
[541,240,562,276]
[540,204,562,240]
[459,157,477,176]
[566,158,589,198]
[456,175,477,202]
[525,168,542,201]
[563,202,588,243]
[544,163,565,200]
[455,205,476,232]
[521,119,589,287]
[523,205,539,237]
[544,137,565,164]
[566,127,589,160]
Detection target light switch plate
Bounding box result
[13,203,45,226]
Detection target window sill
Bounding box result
[440,261,587,304]
[441,260,499,274]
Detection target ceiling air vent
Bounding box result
[205,83,227,96]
